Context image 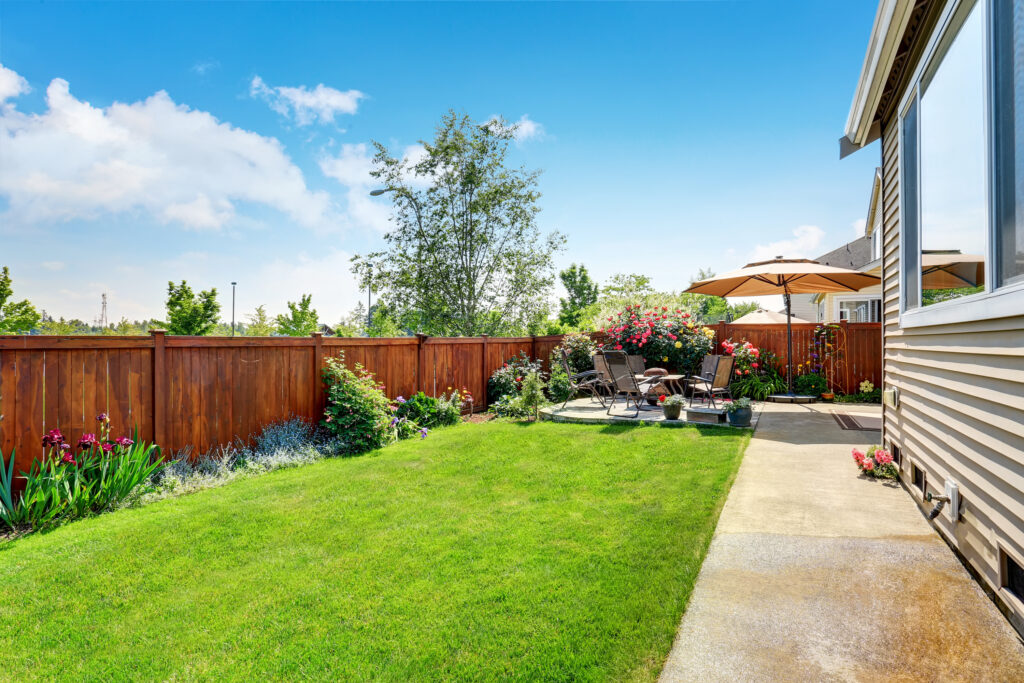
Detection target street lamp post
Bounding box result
[231,282,237,337]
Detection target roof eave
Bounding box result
[841,0,916,157]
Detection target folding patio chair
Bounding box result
[687,354,735,409]
[559,347,606,408]
[601,350,662,417]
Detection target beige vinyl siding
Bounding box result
[880,116,1024,632]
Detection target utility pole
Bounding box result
[231,282,237,337]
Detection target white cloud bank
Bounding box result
[0,64,333,231]
[250,75,364,126]
[486,114,545,143]
[749,224,825,262]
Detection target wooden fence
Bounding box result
[711,321,881,395]
[0,332,566,478]
[0,323,879,475]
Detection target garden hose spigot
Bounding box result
[925,492,950,520]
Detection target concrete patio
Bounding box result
[539,396,762,429]
[659,401,1024,682]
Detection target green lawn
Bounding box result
[0,421,748,681]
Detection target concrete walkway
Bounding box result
[660,402,1024,682]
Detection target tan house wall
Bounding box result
[816,284,883,323]
[879,115,1024,632]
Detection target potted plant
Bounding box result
[821,390,835,401]
[724,397,753,427]
[658,394,685,420]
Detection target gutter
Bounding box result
[840,0,916,157]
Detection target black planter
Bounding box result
[727,406,752,427]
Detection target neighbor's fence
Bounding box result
[0,332,567,477]
[712,321,881,395]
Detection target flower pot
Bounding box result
[727,406,752,427]
[662,404,682,420]
[821,392,834,401]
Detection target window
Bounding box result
[898,0,1024,325]
[1005,550,1024,603]
[993,0,1024,287]
[912,463,926,492]
[838,298,881,322]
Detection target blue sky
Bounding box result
[0,0,881,325]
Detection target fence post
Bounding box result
[312,332,324,420]
[416,333,428,395]
[717,321,728,350]
[150,329,166,448]
[480,334,489,412]
[530,335,537,360]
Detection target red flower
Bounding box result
[658,394,666,403]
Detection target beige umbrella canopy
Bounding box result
[685,258,880,394]
[921,251,985,290]
[731,308,810,325]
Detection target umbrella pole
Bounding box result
[784,284,794,394]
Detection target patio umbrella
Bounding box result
[684,258,880,394]
[731,308,811,325]
[921,251,985,290]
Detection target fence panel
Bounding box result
[712,322,881,394]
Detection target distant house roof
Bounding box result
[815,236,873,270]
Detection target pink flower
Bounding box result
[115,436,134,448]
[77,433,99,451]
[863,459,875,471]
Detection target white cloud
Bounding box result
[0,63,29,103]
[749,224,825,262]
[257,249,362,322]
[250,75,364,126]
[486,114,545,143]
[0,66,333,231]
[318,143,391,232]
[191,60,219,76]
[852,218,867,238]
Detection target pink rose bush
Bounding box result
[852,445,897,479]
[598,304,714,374]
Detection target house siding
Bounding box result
[880,114,1024,632]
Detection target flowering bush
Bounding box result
[487,352,544,403]
[598,304,714,375]
[722,340,786,400]
[1,413,163,531]
[321,356,397,454]
[852,445,897,479]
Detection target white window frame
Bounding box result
[897,0,1024,328]
[834,294,882,323]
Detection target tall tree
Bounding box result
[165,281,220,335]
[275,294,319,336]
[353,111,564,336]
[245,305,277,336]
[0,266,41,334]
[558,264,599,328]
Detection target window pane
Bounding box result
[994,0,1024,286]
[901,98,920,310]
[840,299,880,323]
[919,3,987,307]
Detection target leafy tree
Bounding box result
[0,266,41,334]
[558,264,599,328]
[165,281,221,335]
[245,305,277,336]
[353,110,564,336]
[366,304,406,337]
[601,273,655,300]
[38,317,88,335]
[275,294,319,336]
[334,303,367,338]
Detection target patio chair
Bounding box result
[601,350,662,417]
[558,347,606,408]
[627,355,646,376]
[687,355,735,409]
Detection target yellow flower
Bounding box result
[674,341,682,349]
[662,356,668,362]
[686,322,694,328]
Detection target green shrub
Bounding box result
[396,391,465,429]
[321,356,395,454]
[794,372,828,396]
[835,389,882,404]
[519,371,547,421]
[489,394,533,419]
[487,352,544,403]
[546,333,597,403]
